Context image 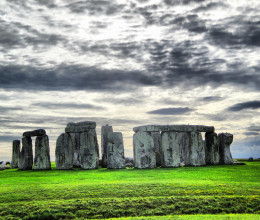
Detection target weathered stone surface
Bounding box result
[133,131,156,169]
[101,125,113,168]
[133,125,214,133]
[205,132,220,165]
[65,121,96,133]
[125,157,134,168]
[88,129,99,158]
[107,132,125,169]
[218,133,233,165]
[18,137,33,170]
[151,132,162,167]
[34,135,51,170]
[80,132,99,169]
[161,132,180,167]
[11,140,20,168]
[23,129,46,137]
[189,132,206,166]
[177,132,191,165]
[55,133,73,169]
[70,133,81,167]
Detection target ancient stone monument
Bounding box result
[55,133,73,169]
[11,140,20,168]
[161,132,180,167]
[133,125,214,168]
[101,124,113,168]
[151,132,162,167]
[107,132,125,169]
[55,121,99,170]
[205,132,220,165]
[18,136,33,170]
[218,133,233,165]
[133,131,156,169]
[34,135,51,170]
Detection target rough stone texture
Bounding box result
[133,131,156,169]
[101,125,113,168]
[18,137,33,170]
[151,132,162,167]
[80,132,99,169]
[133,125,214,133]
[55,133,73,169]
[107,132,125,169]
[205,132,220,165]
[218,133,233,165]
[11,140,20,168]
[177,132,191,165]
[88,129,99,159]
[34,135,51,170]
[23,129,46,137]
[70,133,81,167]
[125,157,134,168]
[65,121,96,133]
[161,132,180,167]
[189,132,206,166]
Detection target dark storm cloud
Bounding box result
[36,0,57,8]
[147,107,193,115]
[164,0,205,6]
[33,102,105,110]
[244,132,259,136]
[0,64,162,91]
[228,101,260,111]
[194,2,227,12]
[66,1,124,15]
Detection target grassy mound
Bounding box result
[0,160,259,219]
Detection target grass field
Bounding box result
[0,160,259,219]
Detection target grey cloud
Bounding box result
[32,102,105,110]
[0,106,24,114]
[199,96,224,102]
[0,135,20,143]
[194,2,228,12]
[244,132,259,136]
[228,101,260,111]
[147,107,193,115]
[164,0,205,6]
[0,64,162,91]
[96,97,143,105]
[248,126,260,132]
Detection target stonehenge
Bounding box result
[34,135,51,170]
[10,122,235,171]
[11,140,20,168]
[107,132,125,169]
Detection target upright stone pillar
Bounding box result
[107,132,125,169]
[205,132,220,165]
[177,132,191,165]
[151,132,162,167]
[133,131,156,169]
[11,140,20,168]
[55,133,73,169]
[218,133,233,165]
[80,132,99,169]
[161,132,180,168]
[34,135,51,170]
[70,133,81,168]
[18,137,33,170]
[101,125,113,168]
[190,132,206,166]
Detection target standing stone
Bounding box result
[177,132,191,165]
[34,135,51,170]
[161,132,180,168]
[205,132,220,165]
[107,132,125,169]
[11,140,20,168]
[55,133,73,169]
[218,133,233,165]
[133,131,156,169]
[101,125,113,168]
[190,132,206,166]
[80,132,99,169]
[151,132,162,167]
[70,133,81,168]
[18,137,33,170]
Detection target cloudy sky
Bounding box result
[0,0,260,161]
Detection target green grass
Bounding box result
[0,160,259,219]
